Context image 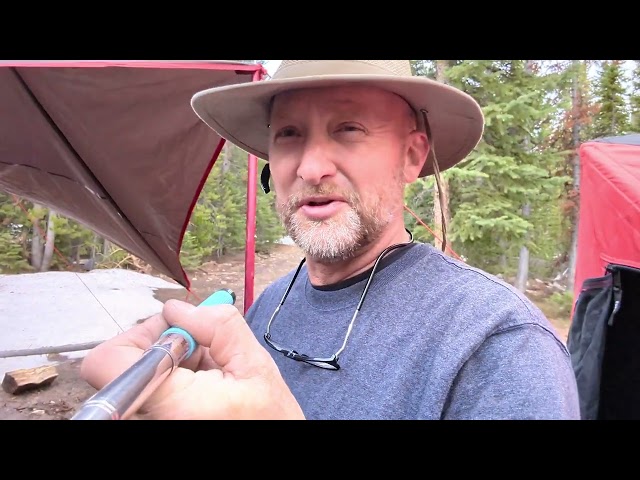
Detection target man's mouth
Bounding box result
[297,196,347,220]
[299,196,345,208]
[306,200,334,206]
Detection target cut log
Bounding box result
[2,365,59,394]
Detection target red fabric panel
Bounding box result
[574,141,640,301]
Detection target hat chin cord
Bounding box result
[420,109,447,254]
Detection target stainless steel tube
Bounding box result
[71,289,236,420]
[71,328,193,420]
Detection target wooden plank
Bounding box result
[2,365,59,394]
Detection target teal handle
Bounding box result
[199,288,236,307]
[159,289,236,360]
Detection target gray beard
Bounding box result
[278,198,392,263]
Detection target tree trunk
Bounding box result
[103,238,112,259]
[433,60,451,253]
[40,209,56,271]
[516,203,531,292]
[567,60,583,293]
[87,233,99,270]
[222,140,232,174]
[515,61,534,292]
[30,203,43,270]
[499,239,508,270]
[215,141,232,256]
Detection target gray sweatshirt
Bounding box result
[245,242,581,420]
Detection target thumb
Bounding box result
[162,299,270,378]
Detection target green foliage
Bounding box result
[630,61,640,132]
[0,229,31,273]
[0,192,33,273]
[549,291,575,317]
[591,60,632,138]
[179,143,285,267]
[187,145,248,259]
[544,60,599,151]
[0,192,103,272]
[403,177,435,243]
[438,61,571,273]
[178,230,207,270]
[410,60,435,79]
[47,214,100,270]
[255,159,286,252]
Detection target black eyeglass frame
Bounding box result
[263,230,414,370]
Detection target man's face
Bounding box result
[267,85,427,263]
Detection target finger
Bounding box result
[132,311,214,372]
[81,313,174,390]
[162,299,270,378]
[124,313,171,349]
[176,344,216,372]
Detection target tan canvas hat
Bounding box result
[191,60,484,177]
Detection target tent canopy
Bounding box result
[568,133,640,420]
[0,61,266,301]
[573,133,640,301]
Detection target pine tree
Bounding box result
[630,61,640,132]
[443,61,570,275]
[180,143,286,266]
[591,60,631,138]
[0,192,32,273]
[546,61,600,289]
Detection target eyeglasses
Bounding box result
[263,233,414,370]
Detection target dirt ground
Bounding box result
[0,243,570,420]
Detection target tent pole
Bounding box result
[244,152,258,315]
[243,67,266,314]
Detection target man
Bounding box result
[79,60,581,420]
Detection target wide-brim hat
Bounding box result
[191,60,484,177]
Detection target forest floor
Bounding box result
[0,243,571,420]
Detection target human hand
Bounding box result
[79,299,305,420]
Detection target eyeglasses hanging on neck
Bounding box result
[263,231,414,370]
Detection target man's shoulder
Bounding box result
[411,242,524,294]
[410,243,565,344]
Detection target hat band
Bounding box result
[272,60,401,80]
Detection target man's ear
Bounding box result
[404,132,430,182]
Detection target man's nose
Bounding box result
[296,135,337,185]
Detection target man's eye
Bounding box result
[275,127,298,138]
[337,123,366,134]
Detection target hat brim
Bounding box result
[191,74,484,177]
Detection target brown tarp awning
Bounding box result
[0,61,265,288]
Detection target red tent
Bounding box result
[573,133,640,302]
[0,61,267,313]
[568,133,640,420]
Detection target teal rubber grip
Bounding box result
[161,326,197,359]
[159,289,236,360]
[199,288,236,307]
